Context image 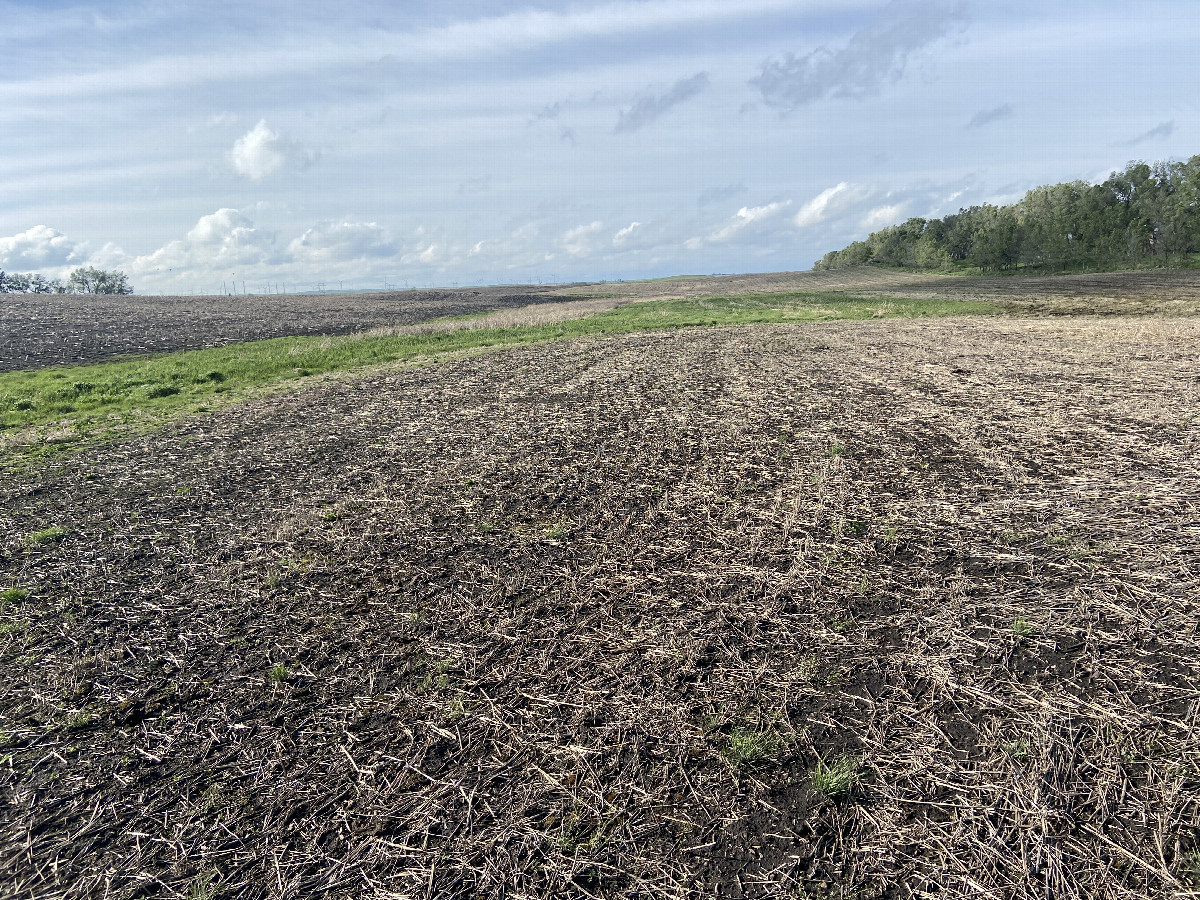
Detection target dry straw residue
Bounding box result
[2,314,1199,898]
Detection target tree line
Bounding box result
[0,266,133,294]
[814,155,1200,274]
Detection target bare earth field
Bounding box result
[2,315,1199,898]
[565,267,1200,315]
[5,267,1200,372]
[0,287,574,372]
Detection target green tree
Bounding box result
[0,272,65,293]
[65,267,134,294]
[812,153,1200,274]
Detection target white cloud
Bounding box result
[563,221,605,256]
[288,221,396,262]
[229,119,315,180]
[709,202,789,242]
[613,222,641,247]
[460,224,547,270]
[401,239,441,265]
[0,0,834,107]
[230,121,285,180]
[794,182,854,227]
[132,208,278,275]
[862,204,904,230]
[0,225,87,270]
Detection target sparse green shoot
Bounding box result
[25,525,68,545]
[811,753,860,797]
[725,726,784,767]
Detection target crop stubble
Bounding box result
[0,287,576,372]
[1,315,1199,898]
[7,267,1200,373]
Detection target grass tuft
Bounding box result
[1,587,30,605]
[25,525,68,545]
[724,726,784,767]
[811,753,860,797]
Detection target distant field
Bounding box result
[0,286,575,372]
[5,267,1200,372]
[0,292,1000,459]
[2,306,1199,898]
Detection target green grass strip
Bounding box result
[0,292,1000,458]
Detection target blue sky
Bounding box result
[1,0,1197,293]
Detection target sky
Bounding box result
[1,0,1198,294]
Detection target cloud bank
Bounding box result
[0,225,87,270]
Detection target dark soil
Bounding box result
[561,266,1200,317]
[0,287,576,372]
[8,266,1200,374]
[2,317,1199,898]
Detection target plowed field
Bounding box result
[6,266,1200,372]
[3,315,1199,898]
[0,287,574,372]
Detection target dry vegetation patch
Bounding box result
[2,316,1199,898]
[564,267,1200,316]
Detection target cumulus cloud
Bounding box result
[614,72,709,134]
[562,221,604,256]
[753,0,968,110]
[229,119,316,180]
[794,183,857,227]
[132,208,278,274]
[966,103,1014,129]
[288,221,396,262]
[0,225,87,269]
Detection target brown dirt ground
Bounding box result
[6,267,1200,372]
[0,287,575,372]
[564,268,1200,316]
[2,314,1199,898]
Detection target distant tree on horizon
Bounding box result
[814,154,1200,274]
[0,266,134,294]
[66,266,134,294]
[0,270,65,293]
